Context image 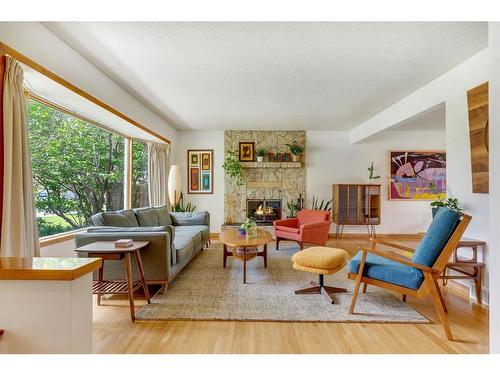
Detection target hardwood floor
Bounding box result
[92,237,489,354]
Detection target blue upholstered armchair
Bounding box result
[347,207,471,340]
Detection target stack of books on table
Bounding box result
[114,239,134,248]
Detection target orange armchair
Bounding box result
[274,209,331,250]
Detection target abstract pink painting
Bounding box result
[389,151,446,200]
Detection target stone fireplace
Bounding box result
[247,199,282,224]
[224,130,306,224]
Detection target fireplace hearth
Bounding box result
[247,199,282,224]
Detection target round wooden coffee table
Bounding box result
[219,228,272,283]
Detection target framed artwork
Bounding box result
[187,149,213,194]
[239,142,255,161]
[389,151,446,200]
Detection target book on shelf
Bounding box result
[114,239,134,248]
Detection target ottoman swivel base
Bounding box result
[295,274,347,304]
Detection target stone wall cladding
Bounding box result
[224,130,306,223]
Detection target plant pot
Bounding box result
[292,154,301,162]
[431,207,439,218]
[257,156,264,162]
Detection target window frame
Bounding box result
[28,94,153,240]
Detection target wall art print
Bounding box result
[188,149,213,194]
[389,151,446,200]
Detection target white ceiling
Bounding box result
[43,22,487,131]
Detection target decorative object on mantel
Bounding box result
[239,141,255,161]
[276,152,284,162]
[286,140,305,162]
[223,150,244,186]
[467,81,489,193]
[389,151,446,200]
[187,149,213,194]
[256,147,267,162]
[267,152,276,162]
[367,162,380,184]
[284,152,292,162]
[332,184,381,238]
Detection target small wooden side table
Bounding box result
[75,241,151,322]
[441,238,486,304]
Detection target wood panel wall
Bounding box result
[467,81,489,193]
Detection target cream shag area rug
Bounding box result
[136,243,429,323]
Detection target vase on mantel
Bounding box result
[257,156,264,162]
[292,155,301,162]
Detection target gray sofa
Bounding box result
[74,206,210,292]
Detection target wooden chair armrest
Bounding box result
[370,239,416,253]
[360,246,437,273]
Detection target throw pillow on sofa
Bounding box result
[134,207,160,226]
[100,209,139,227]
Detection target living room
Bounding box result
[1,1,500,372]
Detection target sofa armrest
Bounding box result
[273,218,299,228]
[170,211,210,226]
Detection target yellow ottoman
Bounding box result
[292,246,349,304]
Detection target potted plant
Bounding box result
[240,217,257,237]
[222,150,244,186]
[367,162,380,184]
[285,140,305,162]
[428,182,462,217]
[286,199,300,218]
[256,148,267,162]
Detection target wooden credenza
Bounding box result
[332,184,381,238]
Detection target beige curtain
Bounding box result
[148,142,171,207]
[1,57,39,257]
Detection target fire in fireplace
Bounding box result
[247,199,282,224]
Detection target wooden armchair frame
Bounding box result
[348,213,471,340]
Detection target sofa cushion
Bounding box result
[183,225,210,243]
[173,235,194,265]
[100,209,139,227]
[170,212,208,226]
[154,205,173,226]
[90,213,105,226]
[175,226,204,248]
[134,207,159,227]
[349,251,424,290]
[412,207,460,267]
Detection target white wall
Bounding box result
[176,131,225,233]
[307,130,446,234]
[176,129,445,235]
[488,22,500,354]
[39,239,75,258]
[0,22,178,144]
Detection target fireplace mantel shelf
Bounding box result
[241,161,304,169]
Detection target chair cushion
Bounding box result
[349,251,424,290]
[100,209,139,227]
[292,246,349,274]
[134,207,159,226]
[276,225,300,234]
[154,205,173,226]
[412,207,460,267]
